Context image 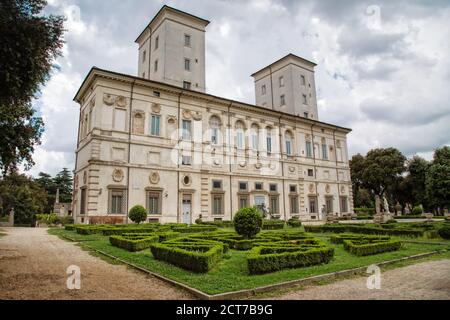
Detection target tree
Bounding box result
[407,156,429,208]
[426,146,450,214]
[35,172,56,213]
[0,0,64,174]
[53,168,73,203]
[353,148,406,212]
[350,154,374,208]
[233,207,263,239]
[0,173,47,225]
[128,205,147,224]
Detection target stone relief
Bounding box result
[326,184,331,194]
[341,186,346,194]
[151,103,161,114]
[192,111,203,121]
[239,161,247,168]
[115,96,127,108]
[309,184,315,194]
[255,163,262,170]
[182,174,192,186]
[289,166,296,173]
[182,109,192,119]
[103,94,115,106]
[149,171,160,184]
[112,169,124,182]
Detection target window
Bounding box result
[266,134,272,154]
[155,36,159,50]
[322,143,328,160]
[290,185,297,193]
[182,155,192,166]
[184,34,191,47]
[303,94,307,104]
[309,196,318,213]
[212,194,224,215]
[279,76,284,87]
[183,81,191,90]
[326,196,333,214]
[153,91,161,97]
[340,196,348,213]
[154,60,158,72]
[270,196,279,214]
[142,50,146,62]
[290,196,299,214]
[150,115,160,136]
[285,131,293,156]
[261,85,266,95]
[239,196,249,209]
[210,116,220,145]
[109,189,125,214]
[184,58,191,71]
[270,184,277,192]
[212,180,222,190]
[147,191,162,215]
[304,112,309,118]
[280,95,286,106]
[255,182,263,190]
[182,120,191,140]
[239,182,248,191]
[308,169,314,177]
[301,75,306,86]
[306,141,313,158]
[80,188,86,215]
[251,125,259,150]
[236,122,245,149]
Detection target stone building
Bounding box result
[72,5,353,224]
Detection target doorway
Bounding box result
[182,194,192,225]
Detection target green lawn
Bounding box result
[48,228,449,295]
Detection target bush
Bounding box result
[110,234,159,252]
[438,226,450,239]
[247,239,334,274]
[128,205,147,224]
[287,217,302,228]
[411,206,423,215]
[195,218,203,225]
[233,207,263,239]
[354,207,376,215]
[304,224,423,238]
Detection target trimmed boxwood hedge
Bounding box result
[262,220,286,230]
[304,224,423,238]
[150,238,225,273]
[438,226,450,239]
[247,239,334,274]
[287,218,302,228]
[330,233,391,244]
[172,225,218,233]
[343,239,401,256]
[109,234,159,252]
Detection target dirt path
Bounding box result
[271,259,450,300]
[0,228,193,300]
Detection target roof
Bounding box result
[73,67,352,134]
[135,5,210,43]
[251,53,317,77]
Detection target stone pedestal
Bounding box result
[373,212,394,224]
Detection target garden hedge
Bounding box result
[262,220,286,230]
[304,224,423,237]
[247,239,334,274]
[287,218,302,228]
[343,239,401,256]
[438,226,450,239]
[330,233,391,244]
[109,234,159,252]
[150,238,226,273]
[172,225,218,233]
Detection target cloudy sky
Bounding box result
[31,0,450,176]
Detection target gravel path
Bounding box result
[271,259,450,300]
[0,228,193,300]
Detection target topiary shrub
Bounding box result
[128,205,148,224]
[233,207,263,239]
[438,226,450,239]
[411,206,423,215]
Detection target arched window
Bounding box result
[133,112,145,135]
[235,121,245,149]
[251,124,259,150]
[285,131,293,156]
[209,116,221,145]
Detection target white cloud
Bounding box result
[27,0,450,176]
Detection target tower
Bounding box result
[135,5,210,92]
[251,54,319,120]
